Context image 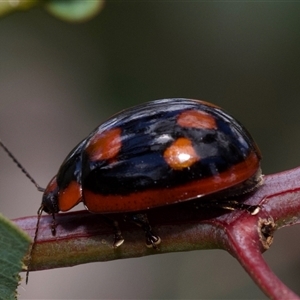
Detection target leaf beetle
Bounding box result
[41,98,262,247]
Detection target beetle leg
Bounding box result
[194,199,260,215]
[127,213,161,249]
[102,216,124,248]
[223,201,260,215]
[50,213,57,236]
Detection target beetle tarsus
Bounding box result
[145,233,161,249]
[128,213,161,249]
[113,234,125,248]
[112,220,124,248]
[217,200,260,215]
[101,216,125,248]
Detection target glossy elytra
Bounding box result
[40,98,262,248]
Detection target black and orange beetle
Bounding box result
[39,98,262,248]
[0,98,262,251]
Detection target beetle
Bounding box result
[39,98,262,248]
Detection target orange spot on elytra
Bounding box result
[86,127,122,161]
[164,137,200,170]
[58,181,82,211]
[177,110,217,130]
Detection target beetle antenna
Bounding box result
[0,140,45,192]
[26,204,44,284]
[0,140,45,283]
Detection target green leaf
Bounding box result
[0,214,31,300]
[45,0,105,22]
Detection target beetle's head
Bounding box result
[41,176,60,214]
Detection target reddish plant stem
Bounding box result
[13,166,300,299]
[226,213,299,300]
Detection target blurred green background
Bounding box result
[1,2,300,299]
